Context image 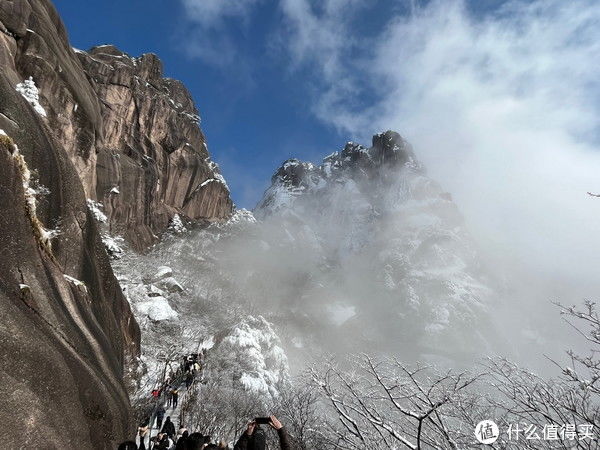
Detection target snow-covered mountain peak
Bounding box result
[255,131,425,219]
[249,131,495,360]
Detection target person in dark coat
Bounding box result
[166,384,173,407]
[185,432,210,450]
[153,433,172,450]
[175,430,189,450]
[156,404,166,429]
[185,371,194,388]
[172,387,179,408]
[234,416,290,450]
[161,416,176,439]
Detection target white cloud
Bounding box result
[180,0,263,66]
[279,0,600,292]
[279,0,363,71]
[278,0,371,130]
[182,0,262,28]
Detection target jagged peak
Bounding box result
[271,158,319,185]
[269,131,421,189]
[81,44,164,82]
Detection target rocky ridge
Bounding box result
[2,1,232,251]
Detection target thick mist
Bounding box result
[131,135,528,376]
[275,0,600,372]
[123,0,600,379]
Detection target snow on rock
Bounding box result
[248,131,493,357]
[168,214,186,233]
[102,235,125,258]
[15,77,47,117]
[86,199,107,223]
[228,209,257,225]
[110,186,120,194]
[213,172,229,191]
[199,335,215,350]
[152,266,173,281]
[204,158,230,191]
[209,315,289,400]
[159,277,184,293]
[135,296,178,321]
[63,274,88,293]
[199,178,218,188]
[146,285,166,298]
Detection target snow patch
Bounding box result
[152,266,173,281]
[168,214,186,233]
[102,235,125,258]
[16,77,46,117]
[200,178,218,188]
[63,274,88,293]
[199,335,215,350]
[227,209,257,225]
[135,296,178,321]
[86,199,107,223]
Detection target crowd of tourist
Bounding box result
[116,353,292,449]
[118,415,291,450]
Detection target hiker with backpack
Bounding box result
[161,416,176,439]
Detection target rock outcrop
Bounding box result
[77,45,232,250]
[256,130,420,216]
[0,0,231,447]
[0,1,142,448]
[1,3,232,252]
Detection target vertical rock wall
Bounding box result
[0,0,233,447]
[78,45,233,250]
[0,1,139,443]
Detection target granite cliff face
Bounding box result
[2,2,232,252]
[78,45,233,250]
[0,0,232,447]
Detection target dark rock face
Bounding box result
[0,0,231,447]
[0,64,137,450]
